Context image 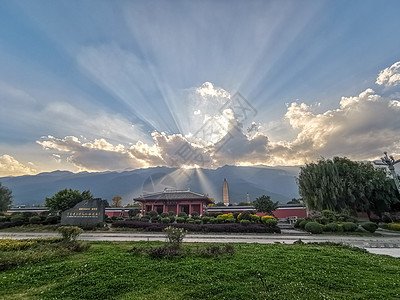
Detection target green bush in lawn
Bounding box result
[388,223,400,231]
[240,220,251,226]
[325,222,339,232]
[299,219,309,229]
[304,222,322,234]
[160,217,170,224]
[194,219,202,224]
[342,222,358,232]
[169,216,175,223]
[361,222,378,233]
[209,218,218,224]
[57,226,83,242]
[29,216,42,224]
[225,217,235,223]
[176,217,185,223]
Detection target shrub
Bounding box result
[160,212,170,218]
[315,217,329,225]
[148,245,180,259]
[29,216,42,224]
[361,222,378,233]
[233,212,240,220]
[130,216,140,222]
[194,219,202,224]
[388,223,400,231]
[202,217,212,224]
[325,222,339,232]
[191,212,199,219]
[299,219,309,229]
[263,218,278,227]
[177,212,188,218]
[140,216,150,222]
[261,216,277,226]
[342,222,358,232]
[57,226,83,242]
[304,222,322,234]
[209,218,218,224]
[0,216,8,222]
[187,219,195,224]
[322,210,336,220]
[147,210,159,218]
[150,216,160,223]
[168,211,175,217]
[169,216,176,223]
[382,214,393,223]
[294,218,303,228]
[240,220,251,226]
[250,214,260,223]
[161,217,170,224]
[164,226,187,247]
[225,217,235,223]
[238,212,252,221]
[105,217,113,223]
[10,215,26,222]
[176,217,185,223]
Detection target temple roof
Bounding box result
[134,189,212,203]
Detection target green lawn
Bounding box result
[1,241,400,299]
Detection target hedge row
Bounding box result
[112,221,281,233]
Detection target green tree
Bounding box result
[0,182,12,211]
[253,195,278,214]
[215,202,225,206]
[298,157,399,218]
[45,189,94,212]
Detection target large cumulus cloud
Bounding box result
[0,155,36,177]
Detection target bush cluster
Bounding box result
[113,221,281,233]
[361,222,378,233]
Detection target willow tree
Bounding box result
[298,157,399,217]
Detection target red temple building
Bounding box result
[134,189,213,215]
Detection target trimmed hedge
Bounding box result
[112,221,281,233]
[342,222,358,232]
[361,222,378,233]
[325,222,339,232]
[304,222,322,234]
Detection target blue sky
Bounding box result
[1,0,400,176]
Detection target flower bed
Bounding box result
[112,221,281,233]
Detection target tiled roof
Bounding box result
[134,189,211,202]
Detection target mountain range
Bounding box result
[0,165,300,206]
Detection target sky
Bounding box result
[0,0,400,177]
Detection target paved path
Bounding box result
[2,230,400,257]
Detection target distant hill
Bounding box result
[0,165,300,206]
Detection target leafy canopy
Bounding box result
[0,182,12,212]
[253,195,278,214]
[298,157,399,217]
[45,189,93,212]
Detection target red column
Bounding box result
[176,204,179,215]
[200,202,203,215]
[163,204,166,213]
[189,204,193,215]
[141,203,145,215]
[151,204,154,212]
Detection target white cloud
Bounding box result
[0,155,37,177]
[376,61,400,87]
[267,88,400,165]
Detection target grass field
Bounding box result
[1,241,400,299]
